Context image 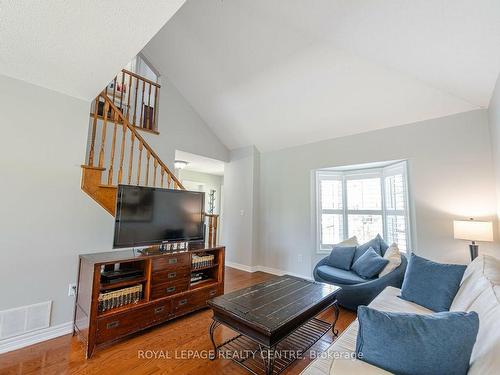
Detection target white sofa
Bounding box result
[301,254,500,375]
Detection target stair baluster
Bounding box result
[145,150,151,185]
[88,97,99,166]
[125,76,132,122]
[133,76,139,126]
[119,72,125,112]
[107,111,118,185]
[139,80,146,129]
[137,142,143,185]
[146,83,152,130]
[111,76,117,104]
[153,86,159,131]
[127,132,135,184]
[118,118,126,184]
[153,159,158,187]
[98,101,109,168]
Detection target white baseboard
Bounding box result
[0,321,73,354]
[225,261,257,273]
[226,262,312,281]
[254,265,313,280]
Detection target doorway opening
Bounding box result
[174,150,225,243]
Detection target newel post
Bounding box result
[206,214,219,247]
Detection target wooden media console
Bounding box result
[73,244,225,358]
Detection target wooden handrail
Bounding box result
[121,69,161,88]
[99,93,184,189]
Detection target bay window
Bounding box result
[315,161,411,253]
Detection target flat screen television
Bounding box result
[113,185,205,248]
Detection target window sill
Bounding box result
[317,249,331,255]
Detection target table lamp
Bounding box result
[453,218,493,261]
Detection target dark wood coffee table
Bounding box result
[207,275,341,375]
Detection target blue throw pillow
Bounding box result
[356,306,479,375]
[353,234,389,263]
[327,245,356,271]
[401,254,466,312]
[351,247,389,279]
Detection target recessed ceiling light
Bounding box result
[174,160,189,170]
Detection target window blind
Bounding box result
[315,161,411,253]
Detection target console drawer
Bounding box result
[152,253,190,272]
[96,306,154,344]
[151,300,173,322]
[151,278,190,300]
[151,267,190,285]
[172,287,219,316]
[96,300,173,344]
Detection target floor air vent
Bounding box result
[0,301,52,340]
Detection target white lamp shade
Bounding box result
[453,220,493,242]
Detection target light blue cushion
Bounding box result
[327,245,356,270]
[353,234,389,263]
[401,254,466,312]
[356,306,479,375]
[351,247,389,279]
[316,265,370,285]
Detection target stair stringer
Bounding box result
[81,165,117,216]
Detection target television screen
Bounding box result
[113,185,205,248]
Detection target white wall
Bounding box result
[259,110,499,278]
[0,73,229,339]
[221,146,260,268]
[0,75,113,327]
[489,74,500,229]
[141,78,229,168]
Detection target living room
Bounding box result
[1,1,499,374]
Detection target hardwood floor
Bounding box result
[0,267,356,375]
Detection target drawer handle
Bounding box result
[179,298,188,306]
[209,290,217,297]
[154,306,165,314]
[166,286,176,293]
[168,258,178,264]
[106,321,119,329]
[168,272,176,279]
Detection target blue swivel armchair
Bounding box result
[313,253,407,310]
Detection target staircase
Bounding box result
[81,74,218,245]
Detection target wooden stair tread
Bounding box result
[98,184,118,189]
[81,164,106,171]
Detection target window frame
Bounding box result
[314,161,412,254]
[315,171,344,251]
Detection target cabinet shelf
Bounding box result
[100,277,146,291]
[189,278,217,290]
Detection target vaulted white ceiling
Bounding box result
[0,0,185,100]
[144,0,500,152]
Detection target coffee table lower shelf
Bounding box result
[213,318,331,375]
